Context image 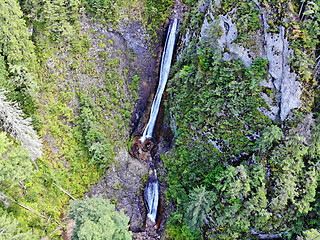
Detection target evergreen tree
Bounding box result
[186,186,215,230]
[69,196,132,240]
[0,0,39,116]
[0,132,34,185]
[0,212,33,240]
[0,0,36,68]
[0,90,42,168]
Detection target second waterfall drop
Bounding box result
[144,168,159,223]
[143,19,178,223]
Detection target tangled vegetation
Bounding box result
[69,197,132,239]
[164,0,320,239]
[0,0,171,238]
[2,0,320,239]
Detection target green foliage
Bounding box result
[69,196,132,240]
[183,1,210,32]
[286,1,318,113]
[210,164,270,237]
[0,211,33,240]
[164,133,222,238]
[165,18,272,238]
[185,187,215,230]
[0,0,39,116]
[0,0,142,238]
[302,229,320,239]
[165,7,320,238]
[299,0,320,52]
[143,0,174,41]
[144,0,173,22]
[77,93,114,171]
[1,65,39,116]
[166,224,200,240]
[5,0,140,234]
[1,0,319,239]
[184,0,199,5]
[128,75,140,101]
[22,0,81,46]
[71,35,92,55]
[168,24,270,159]
[257,125,284,153]
[84,0,119,25]
[0,0,36,69]
[0,55,8,82]
[0,132,34,186]
[130,75,140,90]
[235,0,262,42]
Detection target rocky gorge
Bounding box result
[1,0,320,239]
[87,0,319,238]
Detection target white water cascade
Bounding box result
[142,19,178,224]
[144,170,159,223]
[140,18,178,143]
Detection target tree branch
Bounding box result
[53,182,76,200]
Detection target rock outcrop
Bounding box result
[182,0,303,122]
[75,7,162,235]
[86,148,149,232]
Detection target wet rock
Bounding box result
[86,148,149,232]
[130,136,154,161]
[74,6,163,235]
[132,218,160,240]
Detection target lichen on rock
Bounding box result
[195,1,303,121]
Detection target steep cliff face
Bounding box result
[2,0,320,239]
[0,0,174,238]
[179,0,306,122]
[86,149,149,232]
[163,0,320,239]
[46,6,163,234]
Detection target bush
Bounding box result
[69,196,132,240]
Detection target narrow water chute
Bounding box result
[142,18,178,224]
[140,19,178,143]
[144,171,159,223]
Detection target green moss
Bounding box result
[235,1,262,43]
[114,183,121,190]
[70,59,80,70]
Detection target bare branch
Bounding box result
[53,183,76,200]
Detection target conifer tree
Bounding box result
[0,212,33,240]
[0,90,42,169]
[0,0,36,69]
[69,196,132,240]
[186,186,215,230]
[0,132,34,185]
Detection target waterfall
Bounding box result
[144,170,159,223]
[140,19,178,143]
[141,18,178,224]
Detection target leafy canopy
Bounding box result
[0,211,33,240]
[69,196,132,240]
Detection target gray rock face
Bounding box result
[117,20,149,56]
[76,13,159,232]
[197,2,302,121]
[263,21,302,121]
[86,148,149,232]
[216,9,261,67]
[75,11,164,234]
